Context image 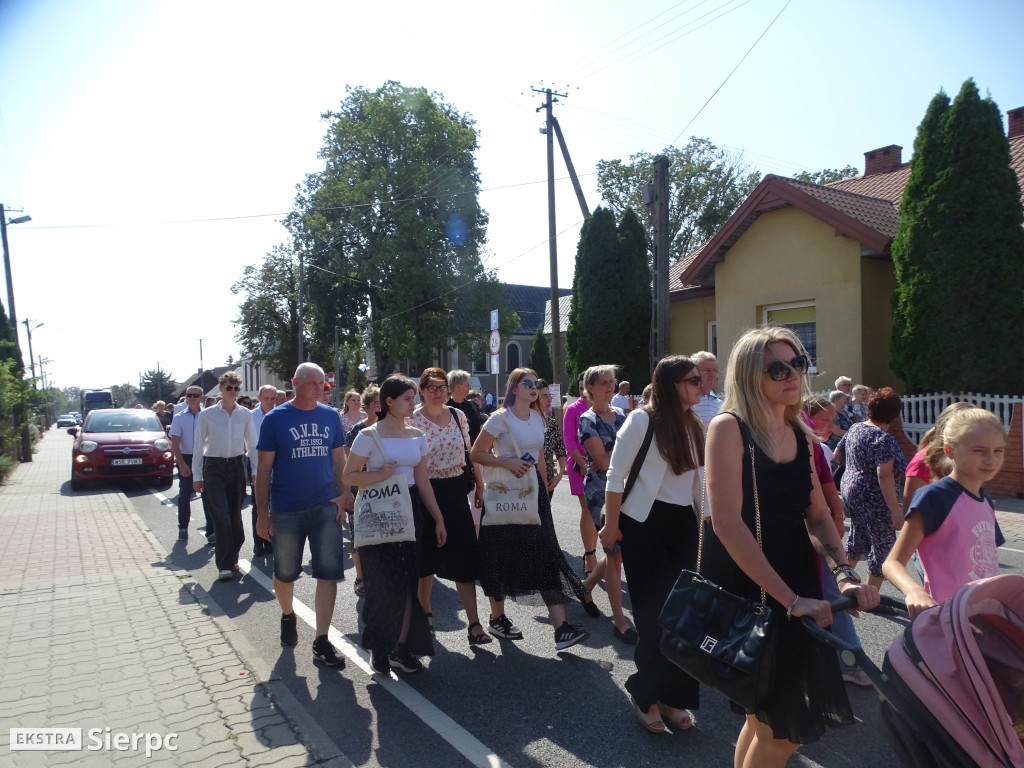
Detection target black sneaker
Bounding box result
[312,635,345,668]
[488,614,524,640]
[280,612,298,647]
[388,644,423,673]
[554,622,589,650]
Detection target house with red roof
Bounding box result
[669,106,1024,391]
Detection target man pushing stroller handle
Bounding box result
[802,576,1024,768]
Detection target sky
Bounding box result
[1,0,1022,394]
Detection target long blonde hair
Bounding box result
[720,326,814,459]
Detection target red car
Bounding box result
[69,409,174,491]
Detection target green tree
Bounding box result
[565,207,652,385]
[231,244,322,382]
[793,165,860,185]
[596,137,761,263]
[140,369,177,405]
[891,79,1024,392]
[528,326,553,383]
[110,383,137,407]
[289,81,491,375]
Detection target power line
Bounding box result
[669,0,792,147]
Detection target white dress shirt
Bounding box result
[251,404,274,436]
[192,403,259,482]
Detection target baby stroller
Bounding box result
[804,575,1024,768]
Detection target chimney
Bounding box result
[1009,107,1024,139]
[864,144,903,176]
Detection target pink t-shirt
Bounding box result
[562,397,589,470]
[906,449,931,482]
[911,476,1002,603]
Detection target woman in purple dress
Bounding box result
[834,387,907,589]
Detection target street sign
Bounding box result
[488,329,501,355]
[490,309,499,331]
[490,354,499,374]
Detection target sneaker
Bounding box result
[842,668,872,687]
[488,614,524,640]
[388,644,423,673]
[312,635,345,668]
[280,612,298,647]
[217,570,233,581]
[178,528,188,540]
[554,622,589,650]
[207,534,217,545]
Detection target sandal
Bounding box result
[425,612,435,637]
[467,621,493,645]
[630,695,668,734]
[583,549,597,578]
[353,578,366,597]
[657,703,694,731]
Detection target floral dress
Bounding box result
[542,413,566,483]
[578,407,627,536]
[838,422,907,576]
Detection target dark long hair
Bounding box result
[646,355,704,473]
[378,375,416,418]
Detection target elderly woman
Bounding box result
[834,387,908,589]
[705,327,878,765]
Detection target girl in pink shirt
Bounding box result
[883,408,1007,617]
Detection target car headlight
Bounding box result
[154,438,170,451]
[79,441,99,453]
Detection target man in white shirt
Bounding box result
[691,351,722,428]
[611,381,631,412]
[249,384,278,557]
[170,386,213,543]
[193,372,259,581]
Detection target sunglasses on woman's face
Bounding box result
[763,354,810,381]
[680,374,702,387]
[520,380,537,389]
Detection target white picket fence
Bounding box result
[900,392,1021,446]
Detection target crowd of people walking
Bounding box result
[160,327,1008,764]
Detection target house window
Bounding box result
[764,303,817,371]
[506,341,521,373]
[473,348,488,372]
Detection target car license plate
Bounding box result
[111,458,143,466]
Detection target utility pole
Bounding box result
[536,87,566,393]
[22,319,38,382]
[647,155,671,364]
[297,249,305,364]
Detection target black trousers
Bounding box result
[620,500,700,712]
[250,482,271,552]
[178,453,213,532]
[203,457,246,572]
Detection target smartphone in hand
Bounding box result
[521,453,536,465]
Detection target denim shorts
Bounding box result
[271,500,346,582]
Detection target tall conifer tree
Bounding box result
[891,79,1024,392]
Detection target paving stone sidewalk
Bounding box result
[0,429,349,767]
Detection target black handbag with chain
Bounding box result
[657,414,779,711]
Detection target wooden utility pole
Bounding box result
[537,87,564,393]
[649,155,671,362]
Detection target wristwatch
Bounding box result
[834,567,861,584]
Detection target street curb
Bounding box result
[122,493,355,768]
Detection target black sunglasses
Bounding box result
[680,374,702,387]
[185,393,202,398]
[764,354,810,381]
[222,385,241,392]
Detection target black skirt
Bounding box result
[420,475,479,582]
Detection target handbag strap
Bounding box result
[499,410,526,460]
[696,412,766,604]
[622,410,656,504]
[448,406,470,451]
[366,425,392,465]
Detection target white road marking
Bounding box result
[154,486,509,768]
[1001,547,1024,554]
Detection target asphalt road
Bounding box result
[95,457,1024,768]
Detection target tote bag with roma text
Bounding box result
[481,411,541,526]
[352,427,417,547]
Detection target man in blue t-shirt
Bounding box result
[255,362,352,667]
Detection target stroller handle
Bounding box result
[798,594,908,655]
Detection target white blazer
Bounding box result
[606,409,704,523]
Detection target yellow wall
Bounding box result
[860,257,903,391]
[669,294,716,356]
[712,206,867,388]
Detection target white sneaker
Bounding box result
[842,668,871,687]
[218,570,233,581]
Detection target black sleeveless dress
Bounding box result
[702,414,854,744]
